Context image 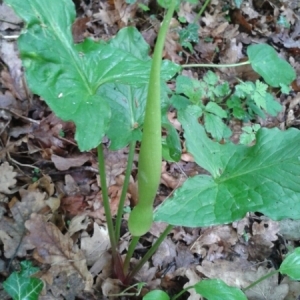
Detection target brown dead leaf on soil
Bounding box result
[81,222,110,267]
[0,162,17,194]
[25,213,93,290]
[51,153,91,171]
[0,188,48,258]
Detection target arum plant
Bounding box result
[5,0,300,298]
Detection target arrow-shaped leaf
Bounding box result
[5,0,179,150]
[154,105,300,227]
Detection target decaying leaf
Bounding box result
[0,162,17,194]
[0,189,48,258]
[81,222,110,267]
[25,213,93,290]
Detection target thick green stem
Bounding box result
[115,141,136,242]
[128,0,177,237]
[243,269,279,291]
[182,61,250,69]
[123,236,140,274]
[97,144,118,256]
[125,225,173,283]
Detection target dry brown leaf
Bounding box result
[51,153,91,171]
[68,214,90,237]
[132,259,156,283]
[102,148,129,187]
[0,216,33,258]
[0,162,17,194]
[191,225,238,260]
[247,234,273,261]
[0,3,22,30]
[177,2,196,23]
[81,222,110,267]
[281,277,300,300]
[101,278,122,297]
[244,266,288,300]
[0,40,26,100]
[197,258,254,288]
[0,189,47,258]
[152,237,176,268]
[252,219,279,242]
[183,268,203,300]
[48,272,85,300]
[25,213,93,290]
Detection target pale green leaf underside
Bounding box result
[6,0,180,151]
[154,106,300,227]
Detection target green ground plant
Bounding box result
[3,261,43,300]
[4,0,300,299]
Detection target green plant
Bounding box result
[5,0,300,298]
[3,261,43,300]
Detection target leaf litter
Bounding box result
[0,0,300,299]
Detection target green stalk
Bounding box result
[181,61,250,68]
[194,0,211,23]
[243,269,279,291]
[125,225,173,284]
[128,0,177,237]
[172,285,195,300]
[123,236,139,274]
[97,144,120,269]
[115,141,136,242]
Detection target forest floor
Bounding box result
[0,0,300,299]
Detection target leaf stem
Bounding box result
[115,141,136,242]
[97,144,117,253]
[172,285,195,300]
[125,224,173,283]
[243,269,279,291]
[194,0,211,23]
[181,61,250,68]
[123,236,140,274]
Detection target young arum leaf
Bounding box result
[3,261,43,300]
[247,44,296,87]
[194,279,247,300]
[5,0,180,151]
[280,248,300,280]
[154,105,300,227]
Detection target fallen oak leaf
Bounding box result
[25,213,93,290]
[0,189,48,258]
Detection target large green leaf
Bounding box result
[247,44,296,87]
[154,105,300,227]
[5,0,180,151]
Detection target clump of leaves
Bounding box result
[171,70,231,141]
[227,80,282,120]
[178,23,199,52]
